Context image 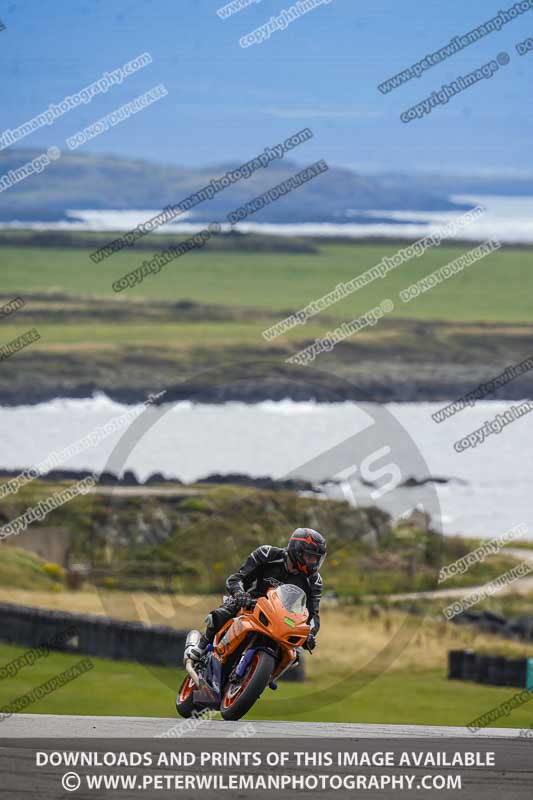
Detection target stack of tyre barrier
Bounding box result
[0,602,186,667]
[0,602,305,680]
[453,609,533,641]
[448,649,533,689]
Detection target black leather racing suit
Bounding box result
[204,545,322,639]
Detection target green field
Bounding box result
[1,241,531,324]
[1,237,532,404]
[0,642,531,729]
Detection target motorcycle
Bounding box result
[176,584,310,720]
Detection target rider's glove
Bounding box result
[233,591,256,610]
[303,634,316,652]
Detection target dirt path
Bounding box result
[390,548,533,601]
[86,486,202,497]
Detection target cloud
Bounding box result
[257,106,383,120]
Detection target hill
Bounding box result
[0,483,521,598]
[0,149,469,222]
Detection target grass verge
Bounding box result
[0,642,531,729]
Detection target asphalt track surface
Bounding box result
[1,716,530,798]
[0,713,520,737]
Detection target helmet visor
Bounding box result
[302,551,326,571]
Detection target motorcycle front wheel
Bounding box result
[220,650,275,721]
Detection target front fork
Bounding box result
[233,640,280,690]
[208,637,280,703]
[232,634,258,680]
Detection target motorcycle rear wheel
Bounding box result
[220,650,275,721]
[176,675,197,718]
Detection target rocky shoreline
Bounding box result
[0,467,462,492]
[1,368,532,407]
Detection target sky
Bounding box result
[1,0,531,174]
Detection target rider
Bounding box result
[187,528,326,661]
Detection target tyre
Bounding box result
[176,675,196,718]
[220,650,275,721]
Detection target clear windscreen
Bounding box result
[275,584,307,615]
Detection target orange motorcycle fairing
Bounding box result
[212,588,311,670]
[213,614,255,662]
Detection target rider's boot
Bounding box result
[187,634,211,662]
[186,614,216,662]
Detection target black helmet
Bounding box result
[287,528,326,576]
